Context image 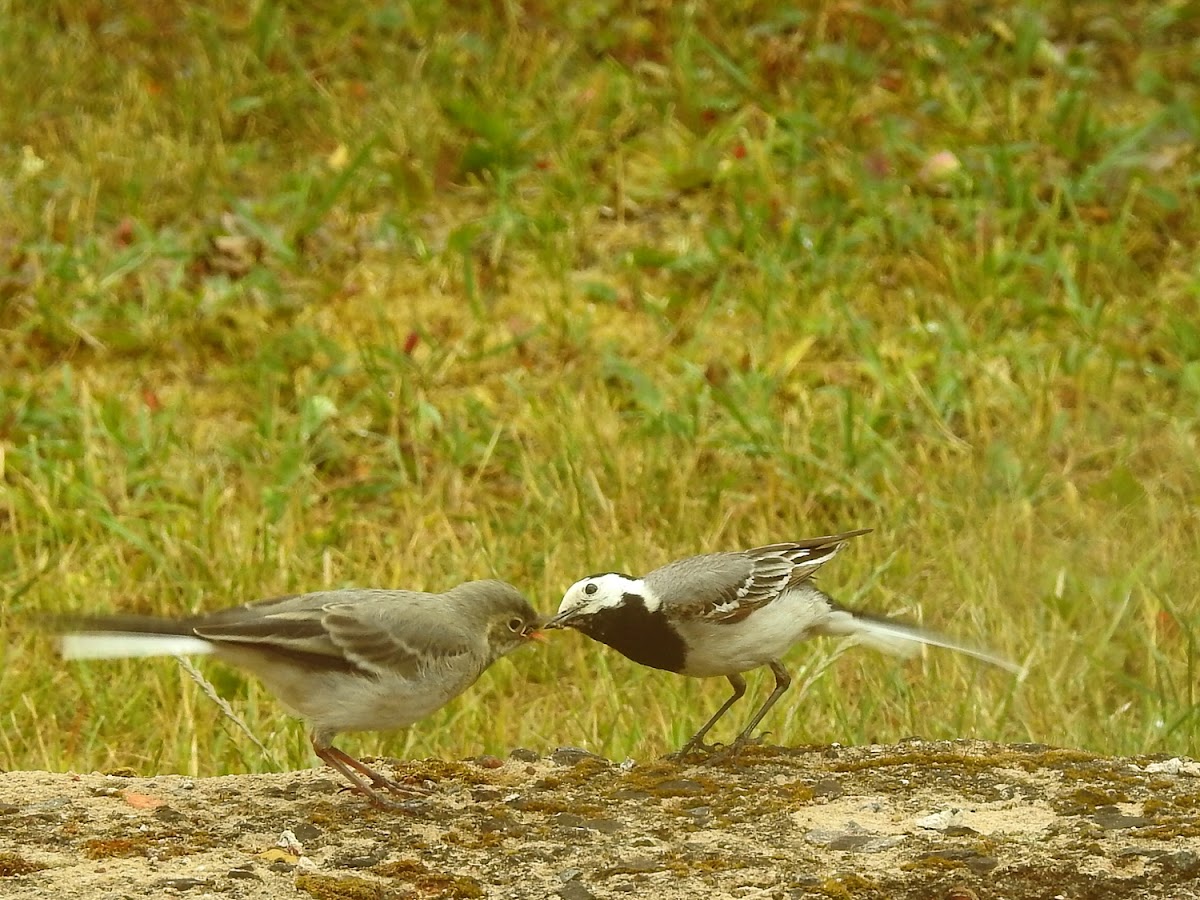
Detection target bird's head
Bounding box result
[453,580,546,657]
[543,573,642,632]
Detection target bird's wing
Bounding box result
[193,590,475,678]
[647,530,870,624]
[762,528,871,586]
[644,551,785,623]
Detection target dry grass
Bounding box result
[1,1,1197,775]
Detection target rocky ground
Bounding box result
[1,740,1198,899]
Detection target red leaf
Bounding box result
[141,389,162,412]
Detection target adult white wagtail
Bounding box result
[544,530,1020,757]
[56,580,544,807]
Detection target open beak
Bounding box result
[522,618,550,641]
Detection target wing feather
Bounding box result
[646,530,870,624]
[193,589,475,678]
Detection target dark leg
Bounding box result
[701,662,793,765]
[732,660,792,745]
[312,736,429,810]
[672,673,748,758]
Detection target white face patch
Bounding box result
[557,573,653,618]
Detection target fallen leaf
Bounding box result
[142,389,162,412]
[121,790,166,810]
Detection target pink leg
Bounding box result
[312,737,430,810]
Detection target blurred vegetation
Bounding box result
[1,0,1197,775]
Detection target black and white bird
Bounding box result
[544,530,1019,757]
[56,580,544,807]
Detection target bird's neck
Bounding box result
[577,594,686,673]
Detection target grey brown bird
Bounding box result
[58,580,544,807]
[545,530,1019,757]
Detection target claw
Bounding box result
[314,740,432,810]
[669,740,717,761]
[700,732,771,766]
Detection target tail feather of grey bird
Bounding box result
[53,613,216,661]
[60,632,216,660]
[817,607,1022,675]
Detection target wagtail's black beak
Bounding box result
[542,610,577,630]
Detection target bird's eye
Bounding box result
[584,583,598,596]
[507,617,524,633]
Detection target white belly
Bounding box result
[675,585,832,677]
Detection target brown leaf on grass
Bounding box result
[112,218,136,247]
[1156,610,1181,642]
[208,235,260,278]
[1078,206,1112,224]
[864,151,892,179]
[141,389,162,412]
[188,214,264,281]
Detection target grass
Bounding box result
[1,0,1198,776]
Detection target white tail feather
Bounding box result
[820,611,1022,675]
[59,633,215,661]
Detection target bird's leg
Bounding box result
[731,660,792,746]
[671,673,747,759]
[312,737,429,810]
[701,662,793,766]
[322,744,432,796]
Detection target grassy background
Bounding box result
[2,1,1198,776]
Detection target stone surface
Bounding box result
[1,741,1198,898]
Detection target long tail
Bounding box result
[52,614,214,661]
[817,606,1022,675]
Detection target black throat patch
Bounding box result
[569,592,686,673]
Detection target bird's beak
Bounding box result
[541,610,577,630]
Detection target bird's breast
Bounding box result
[572,603,687,674]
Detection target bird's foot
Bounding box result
[667,739,724,763]
[360,789,429,813]
[319,746,433,809]
[367,768,434,798]
[700,733,768,766]
[336,778,430,811]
